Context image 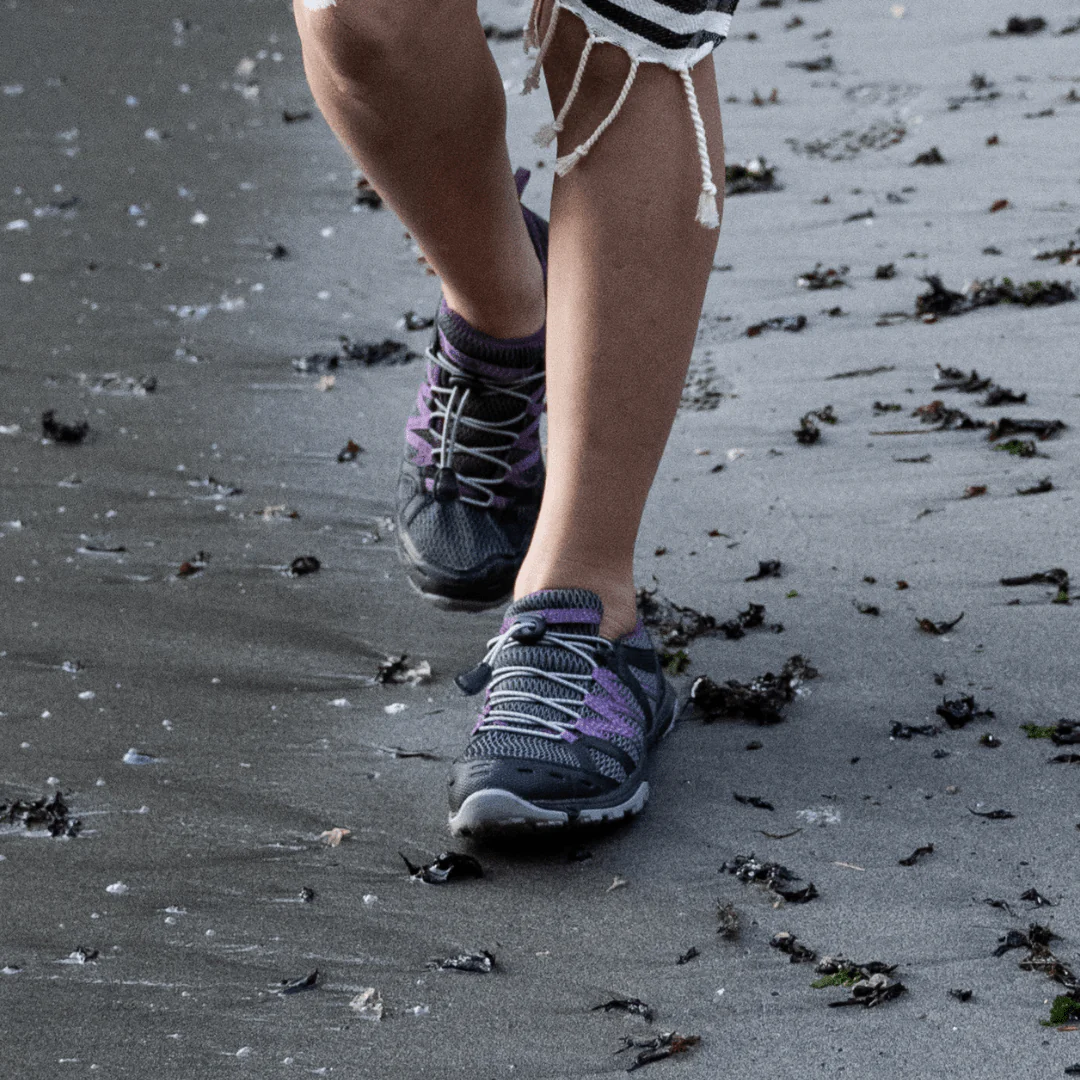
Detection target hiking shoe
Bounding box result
[447,589,679,836]
[396,169,548,608]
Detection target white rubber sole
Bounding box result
[448,782,650,838]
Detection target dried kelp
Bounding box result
[936,695,994,729]
[771,931,817,963]
[690,656,818,726]
[427,951,494,973]
[637,588,722,648]
[592,998,654,1022]
[616,1032,701,1072]
[401,851,483,884]
[41,410,89,444]
[721,854,818,903]
[915,275,1076,318]
[1,791,81,837]
[725,158,780,195]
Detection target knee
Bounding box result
[294,0,467,91]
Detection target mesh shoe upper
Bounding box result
[448,590,672,810]
[397,172,548,597]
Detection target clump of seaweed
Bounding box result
[725,158,779,195]
[690,656,818,726]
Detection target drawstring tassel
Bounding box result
[680,67,720,229]
[555,56,640,175]
[523,2,562,94]
[534,33,592,144]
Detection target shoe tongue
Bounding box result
[502,589,603,636]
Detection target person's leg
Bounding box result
[514,10,724,639]
[292,0,544,339]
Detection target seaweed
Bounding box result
[771,931,817,963]
[1001,568,1069,591]
[725,157,780,195]
[690,656,818,726]
[918,613,965,635]
[827,364,895,379]
[912,400,987,431]
[875,264,897,280]
[288,556,320,577]
[797,264,849,289]
[278,970,319,995]
[721,854,818,903]
[787,55,833,71]
[827,973,906,1008]
[617,1032,701,1072]
[337,439,363,463]
[936,696,994,729]
[969,807,1016,820]
[988,417,1066,442]
[339,337,416,366]
[1016,477,1053,495]
[911,146,946,165]
[915,275,1076,318]
[746,314,807,337]
[1,791,82,837]
[950,988,973,1002]
[993,438,1039,457]
[718,603,781,640]
[734,793,775,811]
[427,951,494,973]
[401,851,483,884]
[890,722,939,739]
[717,901,740,939]
[637,588,721,647]
[375,655,432,686]
[898,843,934,866]
[676,946,701,964]
[41,410,89,444]
[592,998,654,1022]
[990,16,1047,36]
[745,560,783,581]
[1021,889,1055,907]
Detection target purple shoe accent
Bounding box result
[499,606,603,633]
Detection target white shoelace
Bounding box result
[424,347,544,509]
[473,622,609,741]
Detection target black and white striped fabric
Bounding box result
[523,0,738,226]
[552,0,738,69]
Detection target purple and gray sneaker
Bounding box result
[396,169,548,608]
[447,589,679,837]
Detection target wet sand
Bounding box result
[2,0,1079,1076]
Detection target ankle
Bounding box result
[514,567,638,640]
[442,281,545,341]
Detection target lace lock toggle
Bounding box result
[509,614,547,644]
[455,661,493,696]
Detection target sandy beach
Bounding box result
[2,0,1078,1076]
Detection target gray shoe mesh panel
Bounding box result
[588,747,628,783]
[465,730,580,768]
[406,499,513,570]
[628,666,660,702]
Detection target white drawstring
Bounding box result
[523,2,562,93]
[534,33,595,145]
[555,56,640,174]
[680,67,721,228]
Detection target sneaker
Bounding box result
[447,589,679,836]
[396,169,548,608]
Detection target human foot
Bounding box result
[447,588,677,837]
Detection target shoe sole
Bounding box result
[447,691,680,838]
[406,575,508,613]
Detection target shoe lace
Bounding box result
[467,618,610,741]
[424,346,544,509]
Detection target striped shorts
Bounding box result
[524,0,738,227]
